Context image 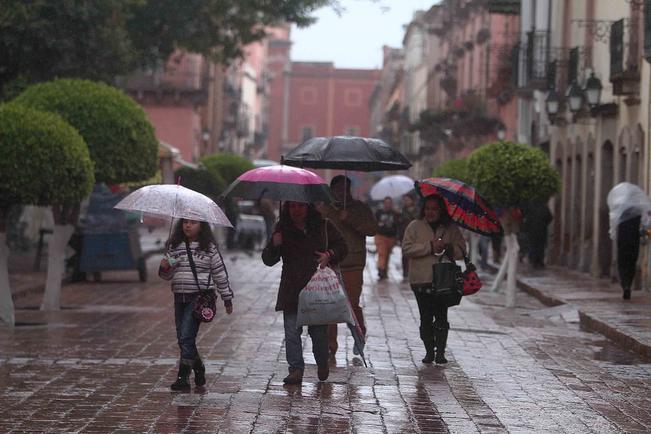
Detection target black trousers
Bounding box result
[412,288,449,344]
[617,216,641,291]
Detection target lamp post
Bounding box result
[566,81,584,113]
[584,73,603,116]
[496,123,506,141]
[545,88,560,123]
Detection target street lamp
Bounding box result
[545,89,560,117]
[566,81,584,113]
[584,73,603,108]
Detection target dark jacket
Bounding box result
[318,199,377,271]
[375,209,400,237]
[262,219,347,312]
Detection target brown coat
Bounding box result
[318,199,377,271]
[262,219,347,312]
[401,219,466,286]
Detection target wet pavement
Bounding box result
[2,249,651,433]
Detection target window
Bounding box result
[344,89,362,106]
[344,126,359,136]
[301,126,314,142]
[300,87,317,105]
[610,20,624,76]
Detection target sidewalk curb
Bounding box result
[578,311,651,360]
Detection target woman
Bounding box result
[159,219,234,391]
[262,201,347,384]
[402,195,465,364]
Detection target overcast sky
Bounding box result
[291,0,438,69]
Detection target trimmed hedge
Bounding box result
[432,158,469,183]
[13,79,158,184]
[467,141,561,208]
[175,166,226,199]
[0,104,94,208]
[201,152,254,186]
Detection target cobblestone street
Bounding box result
[2,249,651,433]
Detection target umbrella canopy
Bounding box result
[370,175,415,200]
[415,177,502,236]
[607,182,651,240]
[222,165,333,203]
[114,184,232,226]
[282,136,412,172]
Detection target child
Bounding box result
[159,218,233,391]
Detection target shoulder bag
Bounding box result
[185,241,217,322]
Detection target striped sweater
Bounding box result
[158,241,233,300]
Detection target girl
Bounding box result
[159,219,233,391]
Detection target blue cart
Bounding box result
[74,185,147,282]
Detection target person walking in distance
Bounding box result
[317,175,378,356]
[262,201,347,384]
[159,219,234,391]
[375,196,400,280]
[402,196,465,364]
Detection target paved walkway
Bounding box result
[2,247,651,433]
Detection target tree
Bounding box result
[201,153,255,186]
[0,0,331,97]
[175,167,226,200]
[432,158,469,182]
[13,78,158,310]
[0,104,94,325]
[14,79,158,185]
[467,141,561,307]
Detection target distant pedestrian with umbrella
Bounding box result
[402,195,466,364]
[608,182,651,300]
[262,201,347,384]
[375,197,401,280]
[317,175,378,356]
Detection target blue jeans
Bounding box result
[283,311,329,372]
[174,294,200,361]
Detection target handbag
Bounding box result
[185,241,217,323]
[431,256,464,307]
[462,257,482,296]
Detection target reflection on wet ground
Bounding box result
[1,255,650,432]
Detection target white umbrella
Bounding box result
[114,184,232,227]
[607,182,651,240]
[369,175,415,201]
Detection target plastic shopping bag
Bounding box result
[296,266,354,327]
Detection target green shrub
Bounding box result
[175,167,226,199]
[467,141,561,208]
[13,79,157,184]
[201,152,254,186]
[0,104,94,208]
[432,158,469,183]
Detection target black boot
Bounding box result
[170,360,192,391]
[435,328,449,364]
[420,324,436,364]
[193,358,206,387]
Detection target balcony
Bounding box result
[610,18,640,97]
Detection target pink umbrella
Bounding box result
[222,165,334,203]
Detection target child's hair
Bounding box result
[166,219,217,251]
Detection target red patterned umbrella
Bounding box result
[415,177,502,236]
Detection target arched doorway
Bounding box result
[599,141,615,276]
[584,151,595,272]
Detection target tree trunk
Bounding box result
[40,204,78,311]
[0,230,15,327]
[490,210,521,307]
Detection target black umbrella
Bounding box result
[282,136,412,172]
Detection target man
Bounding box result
[375,196,400,280]
[317,175,378,356]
